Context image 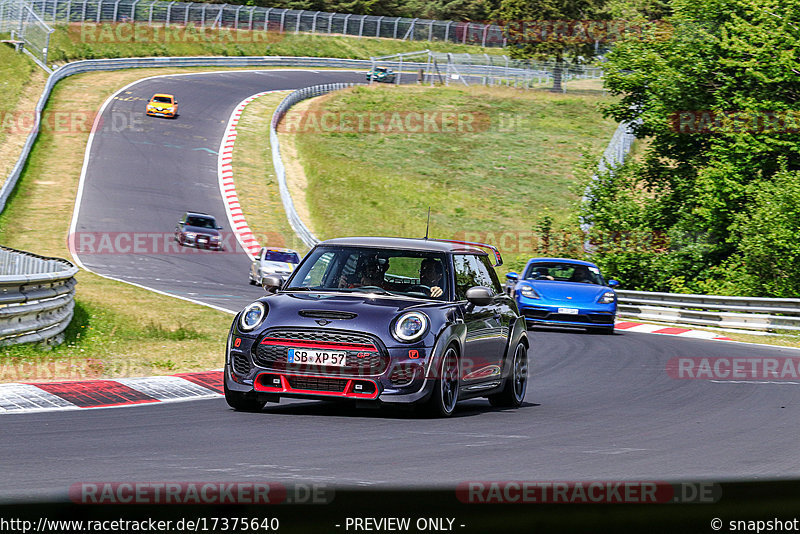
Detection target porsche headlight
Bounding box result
[239,301,266,331]
[392,311,429,343]
[519,285,540,299]
[598,291,616,304]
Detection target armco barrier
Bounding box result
[269,83,366,248]
[0,246,78,346]
[617,290,800,333]
[0,55,389,216]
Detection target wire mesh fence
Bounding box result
[370,50,604,92]
[23,0,507,47]
[0,0,53,69]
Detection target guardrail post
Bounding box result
[393,17,398,39]
[294,9,301,33]
[279,9,285,32]
[358,14,364,37]
[234,4,241,29]
[111,0,118,22]
[263,7,270,30]
[184,2,190,24]
[95,0,100,22]
[444,20,452,42]
[165,0,174,26]
[310,10,318,33]
[343,13,350,35]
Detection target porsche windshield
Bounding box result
[286,246,449,299]
[523,262,604,285]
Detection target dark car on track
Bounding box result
[174,212,224,250]
[366,66,396,83]
[506,258,619,334]
[224,236,529,417]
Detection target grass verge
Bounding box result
[0,48,47,183]
[290,84,619,273]
[0,67,253,382]
[230,90,309,254]
[49,23,503,64]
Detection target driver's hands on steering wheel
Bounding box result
[430,286,443,298]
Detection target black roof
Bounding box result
[185,211,214,218]
[318,236,489,256]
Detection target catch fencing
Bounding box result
[0,246,77,346]
[372,50,603,90]
[0,0,54,69]
[27,0,506,46]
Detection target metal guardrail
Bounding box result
[0,246,78,346]
[0,55,397,216]
[4,54,562,216]
[269,83,366,248]
[617,290,800,333]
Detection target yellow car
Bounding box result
[146,93,178,118]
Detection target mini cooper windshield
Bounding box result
[286,246,450,300]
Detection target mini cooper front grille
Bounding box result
[264,329,374,345]
[231,352,251,375]
[253,329,388,376]
[286,376,347,393]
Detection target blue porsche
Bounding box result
[506,258,619,334]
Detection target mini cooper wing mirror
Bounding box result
[608,279,620,288]
[466,286,494,307]
[262,275,284,294]
[506,272,519,281]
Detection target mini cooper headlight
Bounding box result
[239,301,266,331]
[598,291,616,304]
[519,285,540,299]
[393,311,429,343]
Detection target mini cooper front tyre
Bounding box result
[488,342,527,408]
[224,379,266,412]
[424,346,460,417]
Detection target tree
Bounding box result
[589,0,800,295]
[493,0,608,90]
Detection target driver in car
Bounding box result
[339,255,392,289]
[419,258,444,298]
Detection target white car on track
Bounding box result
[249,247,301,286]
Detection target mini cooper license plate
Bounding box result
[288,348,347,366]
[557,308,579,315]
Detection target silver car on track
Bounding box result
[249,247,301,286]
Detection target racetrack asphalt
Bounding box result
[5,69,800,521]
